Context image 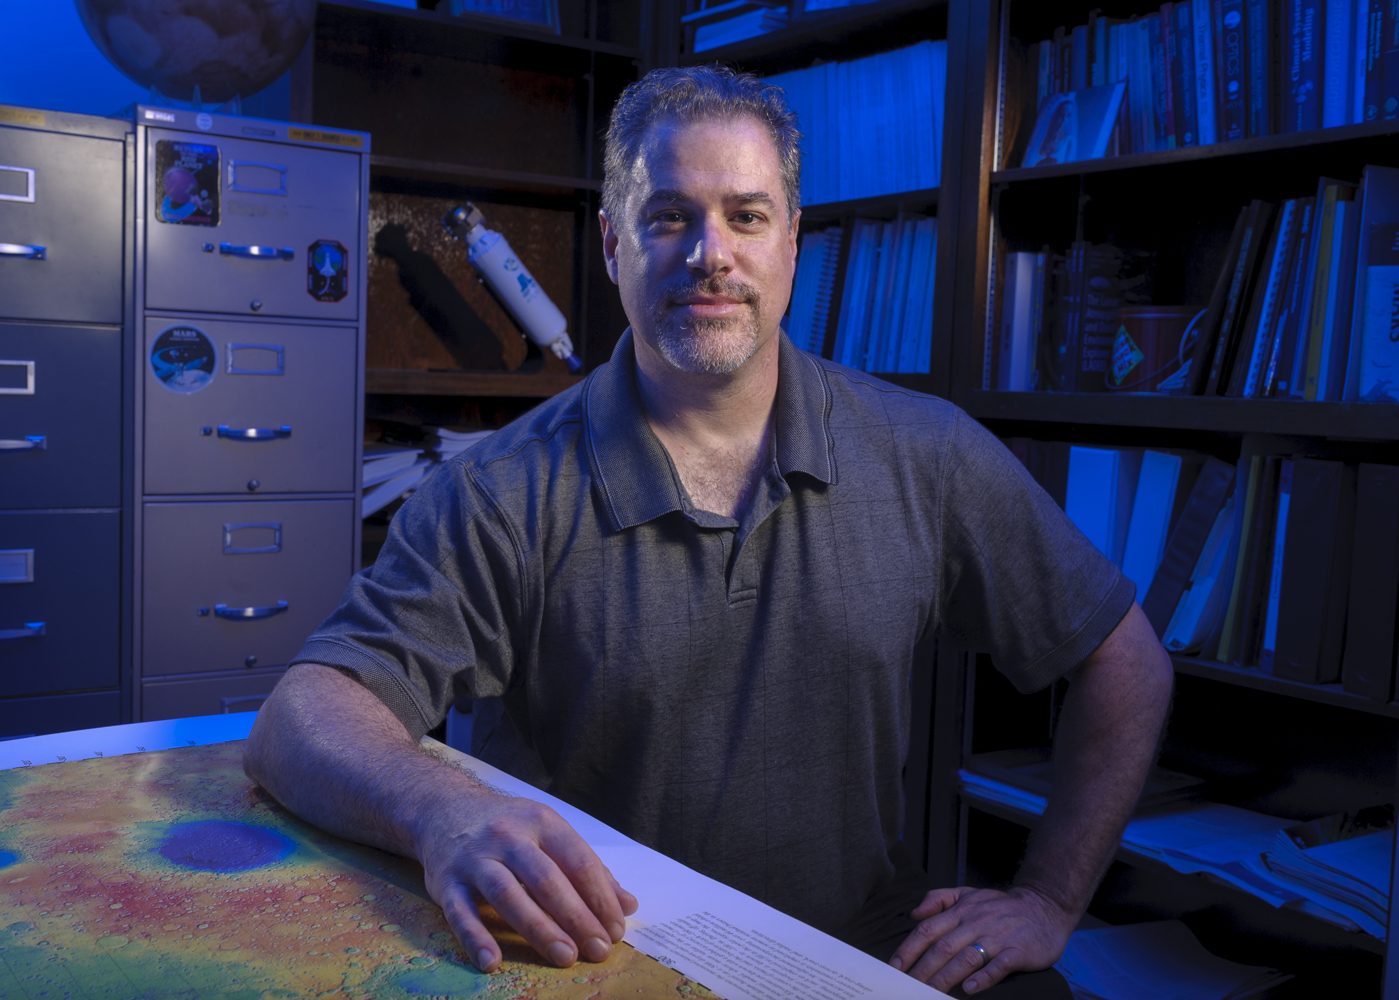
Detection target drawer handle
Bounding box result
[216,243,294,261]
[213,601,288,620]
[0,436,44,450]
[213,424,291,441]
[0,243,45,260]
[0,621,44,640]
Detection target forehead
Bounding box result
[629,115,783,198]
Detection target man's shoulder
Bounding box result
[807,354,961,439]
[459,378,589,479]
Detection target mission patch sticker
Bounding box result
[154,140,219,226]
[308,239,348,302]
[150,325,217,394]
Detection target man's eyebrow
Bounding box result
[641,188,780,209]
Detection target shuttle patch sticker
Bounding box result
[150,325,217,394]
[154,140,219,226]
[308,240,348,302]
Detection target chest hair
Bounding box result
[670,436,770,520]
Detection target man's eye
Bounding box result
[733,212,762,225]
[654,211,685,224]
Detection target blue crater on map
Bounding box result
[0,850,17,869]
[156,821,295,872]
[396,961,489,996]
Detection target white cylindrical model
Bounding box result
[443,205,582,371]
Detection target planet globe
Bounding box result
[74,0,316,105]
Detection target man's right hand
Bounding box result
[243,663,637,974]
[415,790,639,973]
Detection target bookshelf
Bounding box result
[667,0,1399,993]
[935,0,1399,995]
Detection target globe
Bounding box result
[74,0,317,105]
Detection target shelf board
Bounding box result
[993,119,1399,185]
[369,155,600,192]
[960,788,1387,954]
[680,0,945,67]
[962,390,1399,440]
[799,186,939,223]
[320,0,642,59]
[365,369,584,397]
[1171,656,1399,719]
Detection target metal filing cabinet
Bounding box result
[132,108,367,721]
[0,106,131,736]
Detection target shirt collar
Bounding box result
[582,328,838,532]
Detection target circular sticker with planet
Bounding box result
[150,325,217,394]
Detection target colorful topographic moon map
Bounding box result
[0,741,719,1000]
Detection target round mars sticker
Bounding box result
[150,325,217,394]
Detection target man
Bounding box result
[244,66,1173,996]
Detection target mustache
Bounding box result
[659,273,760,306]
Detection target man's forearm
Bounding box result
[1014,603,1174,917]
[243,662,487,859]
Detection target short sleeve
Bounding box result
[937,409,1135,692]
[290,462,526,739]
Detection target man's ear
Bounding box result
[788,207,801,270]
[599,210,621,286]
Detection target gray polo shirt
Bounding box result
[294,330,1132,932]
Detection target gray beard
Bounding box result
[651,276,762,375]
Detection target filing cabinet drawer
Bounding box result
[0,126,124,324]
[143,316,357,495]
[142,669,284,721]
[0,509,120,697]
[0,322,121,508]
[0,689,121,740]
[143,130,360,321]
[142,499,353,676]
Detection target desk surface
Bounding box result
[0,737,716,1000]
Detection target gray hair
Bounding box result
[601,65,802,225]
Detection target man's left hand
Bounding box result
[888,884,1075,994]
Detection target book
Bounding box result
[1259,458,1293,669]
[1171,2,1198,145]
[1183,206,1249,394]
[1020,81,1128,167]
[998,252,1041,391]
[1216,0,1248,140]
[1122,450,1186,596]
[1229,198,1300,397]
[788,227,843,354]
[1322,0,1354,127]
[1244,0,1272,136]
[1263,197,1316,396]
[1192,0,1220,143]
[1343,165,1399,399]
[1296,181,1359,399]
[1216,453,1262,663]
[1206,200,1277,394]
[1065,446,1144,565]
[1235,455,1282,665]
[1274,459,1358,684]
[1284,0,1324,133]
[1163,498,1238,652]
[1341,463,1399,700]
[1315,197,1361,400]
[1357,221,1399,402]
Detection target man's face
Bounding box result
[601,116,799,375]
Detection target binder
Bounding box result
[1143,456,1237,636]
[1341,464,1399,701]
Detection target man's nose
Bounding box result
[685,214,735,275]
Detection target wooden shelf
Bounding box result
[961,390,1399,440]
[800,186,939,223]
[959,787,1387,954]
[322,0,643,60]
[365,369,584,397]
[370,154,601,193]
[1171,657,1399,720]
[680,0,946,70]
[993,119,1399,185]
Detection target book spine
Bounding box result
[1384,0,1399,119]
[1363,0,1384,121]
[1206,211,1262,393]
[1264,198,1315,396]
[1093,12,1109,85]
[1245,0,1272,135]
[1142,456,1238,635]
[1193,0,1220,142]
[1259,458,1293,669]
[1302,187,1343,399]
[1174,3,1201,144]
[1275,459,1352,683]
[1151,14,1178,148]
[1321,0,1351,127]
[1217,453,1263,663]
[1073,23,1091,90]
[1217,0,1247,140]
[1285,0,1324,132]
[1358,222,1399,402]
[1341,464,1399,700]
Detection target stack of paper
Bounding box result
[831,215,937,374]
[959,770,1389,938]
[1262,812,1393,940]
[692,4,788,52]
[425,426,495,462]
[1054,921,1289,1000]
[362,442,430,519]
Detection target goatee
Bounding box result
[652,274,761,375]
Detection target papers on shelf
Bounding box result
[959,770,1392,939]
[1054,920,1289,1000]
[1262,810,1394,940]
[426,426,495,460]
[362,463,430,518]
